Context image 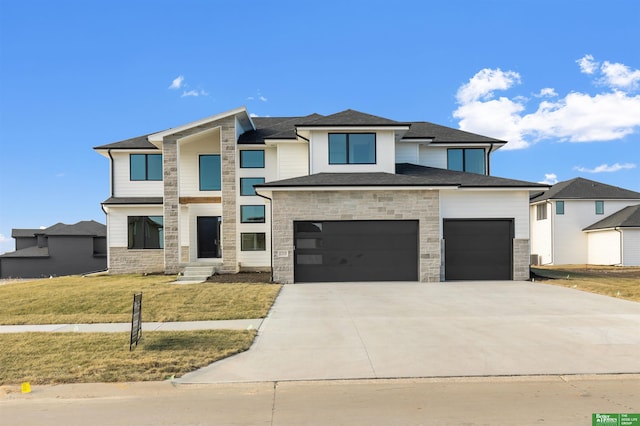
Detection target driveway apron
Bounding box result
[177,282,640,383]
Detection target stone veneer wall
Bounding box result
[162,137,180,274]
[109,247,164,274]
[513,238,530,281]
[219,117,239,273]
[271,190,440,284]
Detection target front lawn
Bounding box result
[531,265,640,302]
[0,274,281,325]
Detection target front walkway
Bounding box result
[178,281,640,383]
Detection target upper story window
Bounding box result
[128,216,163,249]
[447,148,485,174]
[200,155,221,191]
[329,133,376,164]
[240,177,265,196]
[240,205,266,223]
[130,154,162,181]
[536,204,547,221]
[595,200,604,215]
[556,201,565,215]
[240,150,265,168]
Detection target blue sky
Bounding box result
[1,0,639,254]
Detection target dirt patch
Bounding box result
[206,272,272,283]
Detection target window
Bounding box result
[240,205,266,223]
[199,155,221,191]
[130,154,162,181]
[329,133,376,164]
[240,150,265,168]
[240,177,265,196]
[241,233,266,251]
[128,216,163,249]
[536,204,547,221]
[595,200,604,215]
[447,148,486,174]
[556,201,564,215]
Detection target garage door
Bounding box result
[443,219,513,280]
[294,220,418,282]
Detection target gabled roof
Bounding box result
[93,133,159,150]
[530,177,640,202]
[403,122,505,144]
[583,204,640,231]
[12,221,107,238]
[257,164,548,190]
[296,109,410,127]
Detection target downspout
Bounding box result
[548,200,554,265]
[255,191,274,283]
[487,143,493,175]
[615,227,623,266]
[107,149,115,198]
[296,131,311,175]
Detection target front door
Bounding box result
[197,216,221,258]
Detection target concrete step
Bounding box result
[177,265,216,282]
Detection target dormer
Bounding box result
[295,110,411,174]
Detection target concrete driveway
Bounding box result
[178,281,640,384]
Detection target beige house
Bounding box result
[95,107,547,283]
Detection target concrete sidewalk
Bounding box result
[0,319,263,333]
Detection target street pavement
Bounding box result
[2,375,639,425]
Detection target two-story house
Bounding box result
[0,220,106,278]
[530,177,640,266]
[94,107,548,283]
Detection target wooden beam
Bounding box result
[179,197,221,204]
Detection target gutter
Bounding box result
[255,191,274,283]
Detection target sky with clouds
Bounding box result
[0,0,639,254]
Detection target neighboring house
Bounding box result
[583,204,640,266]
[530,178,640,266]
[0,221,107,278]
[94,107,548,283]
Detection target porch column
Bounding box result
[163,136,180,274]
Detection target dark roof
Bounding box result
[101,197,163,205]
[0,246,49,258]
[94,134,159,150]
[403,122,505,143]
[12,229,41,238]
[9,221,105,239]
[584,204,640,230]
[257,164,548,189]
[296,109,409,127]
[238,115,322,144]
[530,177,640,202]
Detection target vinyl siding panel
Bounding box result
[587,230,621,265]
[440,190,530,238]
[419,146,447,169]
[106,206,164,247]
[530,203,552,264]
[277,143,308,180]
[623,229,640,266]
[553,200,639,264]
[112,151,163,197]
[310,130,395,174]
[395,143,418,164]
[178,130,221,197]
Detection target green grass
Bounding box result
[0,330,256,385]
[0,274,281,325]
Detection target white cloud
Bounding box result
[535,88,557,98]
[453,57,640,150]
[577,54,598,74]
[248,90,268,103]
[600,61,640,90]
[456,68,521,104]
[259,95,268,102]
[181,89,208,98]
[539,173,558,185]
[168,75,184,90]
[574,163,637,173]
